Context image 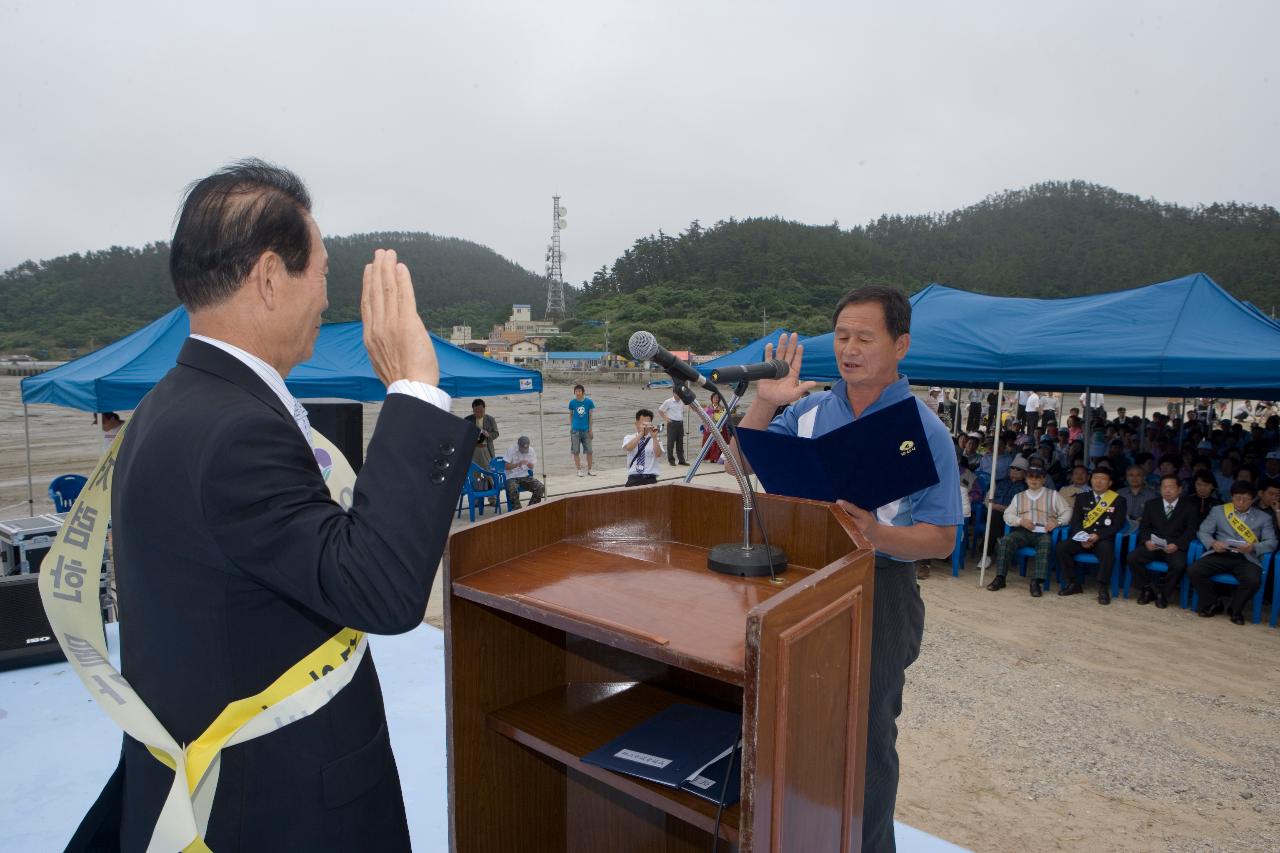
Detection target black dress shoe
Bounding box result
[1098,588,1111,605]
[1230,611,1246,625]
[1154,592,1169,609]
[986,575,1006,591]
[1029,579,1043,597]
[1197,600,1224,618]
[1136,588,1153,605]
[1057,582,1083,597]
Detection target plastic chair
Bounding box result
[48,474,87,512]
[1189,541,1271,624]
[1120,532,1192,607]
[455,462,505,523]
[1062,522,1128,597]
[488,457,516,511]
[1267,553,1279,628]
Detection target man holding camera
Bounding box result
[622,408,664,486]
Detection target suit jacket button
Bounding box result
[430,471,447,485]
[434,457,450,471]
[438,442,455,455]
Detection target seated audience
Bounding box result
[1055,466,1128,604]
[1126,474,1199,609]
[1189,472,1220,523]
[1189,481,1277,624]
[977,455,1030,567]
[1119,464,1158,526]
[986,459,1070,597]
[1058,464,1090,504]
[503,436,546,509]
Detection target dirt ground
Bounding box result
[4,375,1276,851]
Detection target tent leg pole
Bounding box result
[537,392,546,495]
[1178,398,1186,447]
[1083,387,1091,468]
[978,381,1003,588]
[1140,397,1147,452]
[24,404,34,515]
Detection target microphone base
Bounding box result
[707,543,789,577]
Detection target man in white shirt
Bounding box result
[1024,391,1041,431]
[1039,392,1060,427]
[987,459,1071,596]
[656,390,688,466]
[503,435,545,509]
[622,408,663,487]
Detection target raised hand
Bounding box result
[755,332,818,408]
[361,249,439,387]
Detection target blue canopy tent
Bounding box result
[792,274,1280,397]
[19,307,544,510]
[695,328,793,376]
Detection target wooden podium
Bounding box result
[445,483,875,852]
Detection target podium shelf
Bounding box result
[453,540,813,685]
[486,681,741,844]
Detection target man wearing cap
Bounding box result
[1127,474,1199,608]
[1189,480,1276,624]
[1056,467,1128,604]
[987,459,1070,596]
[1262,450,1280,486]
[503,436,545,509]
[978,455,1029,567]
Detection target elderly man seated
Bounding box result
[1189,481,1277,624]
[503,435,546,510]
[977,455,1029,569]
[986,459,1071,597]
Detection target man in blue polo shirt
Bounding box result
[737,285,963,853]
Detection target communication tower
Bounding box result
[544,196,567,320]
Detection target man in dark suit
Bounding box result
[1126,474,1199,608]
[1055,466,1128,604]
[69,161,475,852]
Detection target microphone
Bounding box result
[707,359,789,385]
[628,331,714,391]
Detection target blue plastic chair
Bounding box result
[455,462,506,522]
[48,474,87,512]
[489,457,517,511]
[1061,522,1128,597]
[1267,553,1279,628]
[1189,541,1270,624]
[1120,532,1193,607]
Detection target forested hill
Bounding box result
[568,181,1279,353]
[0,232,548,353]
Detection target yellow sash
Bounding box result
[1223,505,1258,543]
[40,423,363,853]
[1082,490,1117,529]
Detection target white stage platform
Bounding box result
[0,623,966,851]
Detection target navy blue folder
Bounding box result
[735,396,940,508]
[580,704,742,790]
[678,742,742,806]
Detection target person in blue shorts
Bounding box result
[736,285,963,852]
[568,383,596,477]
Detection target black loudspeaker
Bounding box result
[303,401,364,473]
[0,575,110,671]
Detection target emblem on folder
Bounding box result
[899,440,915,456]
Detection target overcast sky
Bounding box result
[2,1,1276,291]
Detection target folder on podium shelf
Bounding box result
[581,703,741,789]
[736,396,940,508]
[445,483,877,851]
